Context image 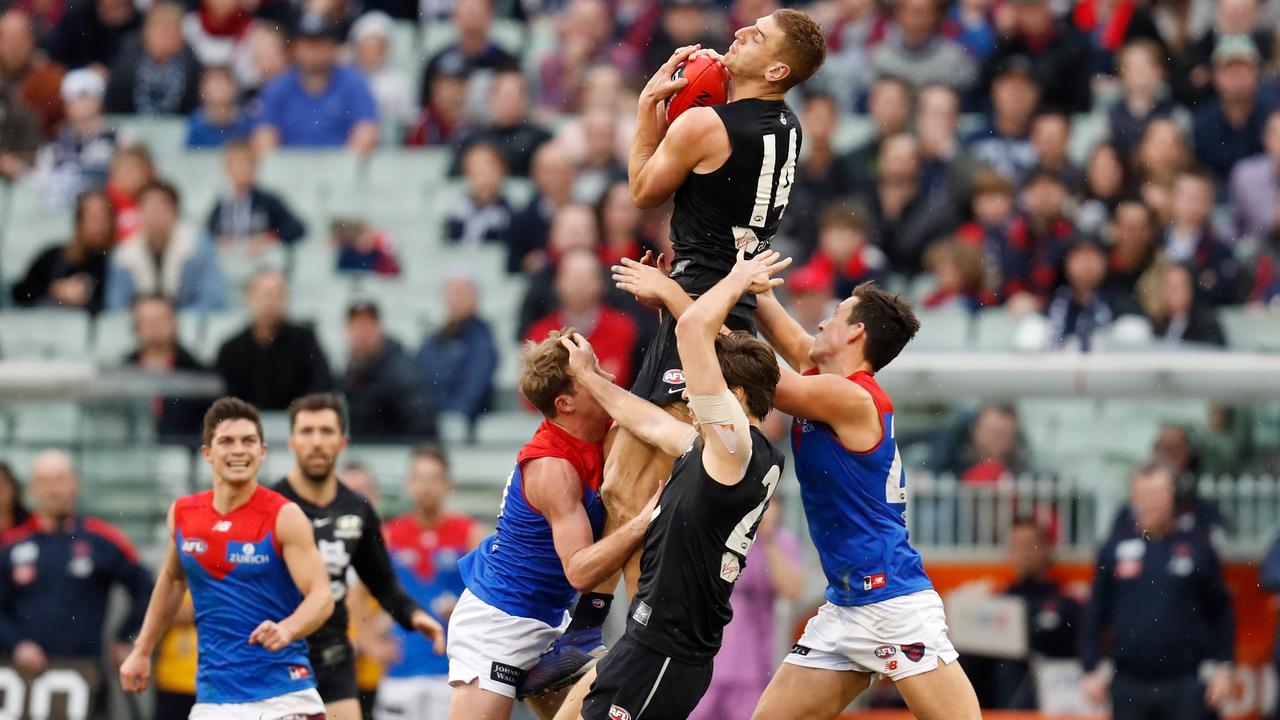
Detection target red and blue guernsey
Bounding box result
[174,486,316,703]
[384,512,475,677]
[460,420,605,626]
[791,370,933,606]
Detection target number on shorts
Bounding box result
[724,465,782,555]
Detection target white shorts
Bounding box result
[189,688,324,719]
[446,588,568,698]
[374,675,453,719]
[784,590,959,682]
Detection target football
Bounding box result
[665,55,730,124]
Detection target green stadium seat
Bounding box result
[910,309,972,351]
[973,308,1022,352]
[8,402,80,443]
[91,312,135,364]
[421,18,525,58]
[0,309,90,359]
[449,444,518,486]
[1220,309,1280,351]
[155,444,195,499]
[344,445,412,487]
[200,311,250,364]
[474,411,540,445]
[111,116,189,156]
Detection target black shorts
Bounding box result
[309,635,358,703]
[630,304,757,406]
[580,635,713,720]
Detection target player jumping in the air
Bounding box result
[271,393,445,720]
[748,285,981,719]
[446,330,660,720]
[523,9,828,696]
[120,397,335,720]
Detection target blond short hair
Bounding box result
[519,328,576,418]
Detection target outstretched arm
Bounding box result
[755,288,816,373]
[120,504,187,693]
[630,45,717,208]
[613,253,694,320]
[257,503,335,651]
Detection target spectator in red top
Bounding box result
[408,62,466,147]
[105,144,154,241]
[1071,0,1162,74]
[598,180,653,268]
[957,403,1027,482]
[1019,166,1077,302]
[525,248,639,387]
[797,202,887,297]
[957,168,1037,308]
[181,0,254,69]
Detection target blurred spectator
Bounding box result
[1075,142,1128,236]
[943,403,1027,482]
[916,84,981,214]
[105,180,227,311]
[538,0,639,113]
[1133,118,1191,223]
[1080,460,1233,719]
[689,500,803,720]
[0,463,29,535]
[1260,530,1280,706]
[450,70,550,177]
[1173,0,1272,106]
[350,11,414,128]
[986,518,1079,709]
[1110,426,1227,545]
[950,0,996,59]
[1191,34,1267,182]
[570,106,626,205]
[333,217,401,275]
[406,61,466,146]
[445,141,512,246]
[811,0,878,112]
[214,269,333,410]
[1019,167,1076,302]
[1150,0,1213,74]
[419,0,517,109]
[965,55,1039,182]
[642,0,725,72]
[842,75,913,173]
[922,238,992,311]
[871,0,976,92]
[980,0,1091,114]
[0,87,39,183]
[598,180,654,268]
[1150,262,1226,346]
[784,93,849,256]
[1162,169,1241,304]
[1103,200,1158,300]
[1070,0,1161,75]
[0,10,64,141]
[1106,40,1180,162]
[12,189,114,312]
[207,140,306,251]
[240,22,290,103]
[36,69,116,210]
[956,168,1038,305]
[105,144,154,240]
[181,0,254,70]
[342,299,437,441]
[1046,236,1133,350]
[46,0,141,71]
[151,593,197,720]
[1030,111,1083,192]
[505,141,576,273]
[863,133,957,275]
[378,445,479,718]
[797,202,887,297]
[524,248,639,386]
[124,294,210,440]
[186,66,255,148]
[415,274,498,431]
[1229,108,1280,238]
[105,2,202,115]
[0,450,151,684]
[784,264,835,334]
[253,15,379,152]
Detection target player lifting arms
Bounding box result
[747,285,981,720]
[524,8,828,695]
[120,398,335,719]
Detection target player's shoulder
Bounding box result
[174,489,214,514]
[252,485,296,515]
[667,106,726,141]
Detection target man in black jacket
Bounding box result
[341,299,436,441]
[979,0,1092,115]
[206,140,307,249]
[125,294,211,440]
[1080,459,1234,720]
[103,2,200,115]
[214,269,333,410]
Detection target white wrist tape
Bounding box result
[688,389,753,464]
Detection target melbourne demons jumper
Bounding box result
[631,98,801,405]
[447,420,605,697]
[174,486,320,707]
[785,370,957,680]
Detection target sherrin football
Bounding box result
[666,55,730,124]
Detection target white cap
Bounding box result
[61,69,106,102]
[350,11,392,43]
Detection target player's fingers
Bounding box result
[619,256,643,269]
[432,628,446,655]
[768,256,794,273]
[768,278,785,289]
[248,621,271,644]
[736,247,747,262]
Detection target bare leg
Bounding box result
[551,666,597,720]
[447,681,514,720]
[894,658,981,720]
[750,664,872,720]
[324,698,363,720]
[526,687,572,720]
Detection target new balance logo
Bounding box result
[212,521,232,532]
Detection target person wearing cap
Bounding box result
[35,68,117,210]
[783,263,835,334]
[349,11,413,128]
[871,0,976,92]
[406,54,467,146]
[1192,34,1269,181]
[1172,0,1273,107]
[105,2,202,115]
[1044,234,1141,350]
[964,54,1039,184]
[253,14,380,153]
[980,0,1092,115]
[341,299,437,442]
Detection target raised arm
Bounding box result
[120,503,188,694]
[254,503,335,651]
[560,334,698,458]
[524,457,657,592]
[755,288,816,373]
[630,45,715,209]
[613,254,695,321]
[772,366,883,452]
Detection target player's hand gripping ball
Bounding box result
[666,54,729,124]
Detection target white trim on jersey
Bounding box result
[750,136,777,228]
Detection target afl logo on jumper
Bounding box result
[181,538,208,555]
